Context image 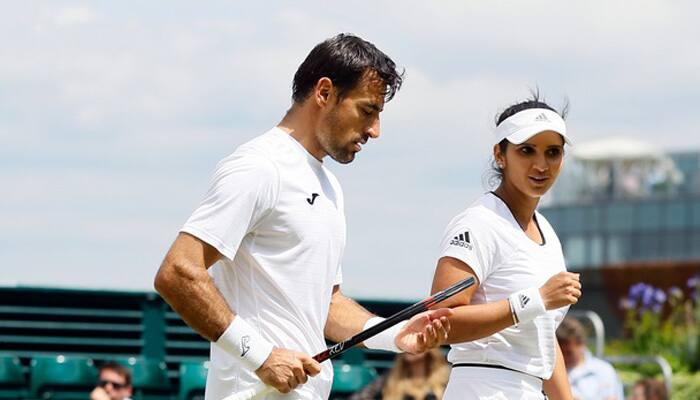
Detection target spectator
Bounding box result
[90,362,132,400]
[351,348,449,400]
[557,317,624,400]
[628,378,668,400]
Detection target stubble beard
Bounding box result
[318,108,356,164]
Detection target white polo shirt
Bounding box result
[182,128,346,400]
[438,192,569,380]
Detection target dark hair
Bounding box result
[487,90,568,187]
[99,361,132,386]
[556,317,587,344]
[292,33,404,103]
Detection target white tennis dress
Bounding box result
[438,192,570,399]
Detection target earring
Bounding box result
[497,163,504,169]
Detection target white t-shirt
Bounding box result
[438,192,569,380]
[181,128,346,400]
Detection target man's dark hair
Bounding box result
[556,317,587,344]
[292,33,403,103]
[99,361,132,386]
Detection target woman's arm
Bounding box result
[543,341,574,400]
[431,256,582,344]
[431,256,514,343]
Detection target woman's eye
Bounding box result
[520,146,534,154]
[547,148,562,157]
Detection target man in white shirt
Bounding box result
[154,34,451,400]
[557,317,623,400]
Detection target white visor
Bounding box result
[493,108,571,146]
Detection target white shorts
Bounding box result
[444,366,545,400]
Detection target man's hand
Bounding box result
[254,348,321,394]
[394,308,452,354]
[90,386,110,400]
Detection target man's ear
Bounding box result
[314,77,334,108]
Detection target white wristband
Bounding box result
[362,316,407,353]
[508,287,547,324]
[216,317,274,371]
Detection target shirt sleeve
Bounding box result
[181,153,279,260]
[333,266,343,286]
[438,212,496,285]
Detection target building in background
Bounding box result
[540,137,700,270]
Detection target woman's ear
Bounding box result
[493,144,505,169]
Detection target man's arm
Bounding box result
[324,286,374,342]
[543,341,574,400]
[324,285,452,353]
[154,232,320,393]
[154,232,230,340]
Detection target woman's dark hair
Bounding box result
[486,90,568,187]
[292,33,404,103]
[556,317,587,344]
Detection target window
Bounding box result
[565,207,587,234]
[663,231,688,260]
[692,200,700,228]
[637,203,662,231]
[691,232,700,258]
[563,236,587,270]
[606,234,629,264]
[663,201,687,229]
[585,207,602,232]
[590,235,604,267]
[604,204,634,233]
[634,232,660,261]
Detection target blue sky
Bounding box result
[1,1,699,299]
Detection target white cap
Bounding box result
[494,108,571,146]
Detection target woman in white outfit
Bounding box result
[431,96,582,400]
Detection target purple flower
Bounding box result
[652,303,663,313]
[642,286,655,308]
[653,289,667,304]
[688,275,700,289]
[629,283,648,300]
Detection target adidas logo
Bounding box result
[534,113,550,122]
[449,231,472,250]
[519,294,530,308]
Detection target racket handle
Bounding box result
[222,382,273,400]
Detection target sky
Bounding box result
[1,1,699,300]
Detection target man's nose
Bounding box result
[366,118,380,139]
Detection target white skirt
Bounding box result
[443,366,545,400]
